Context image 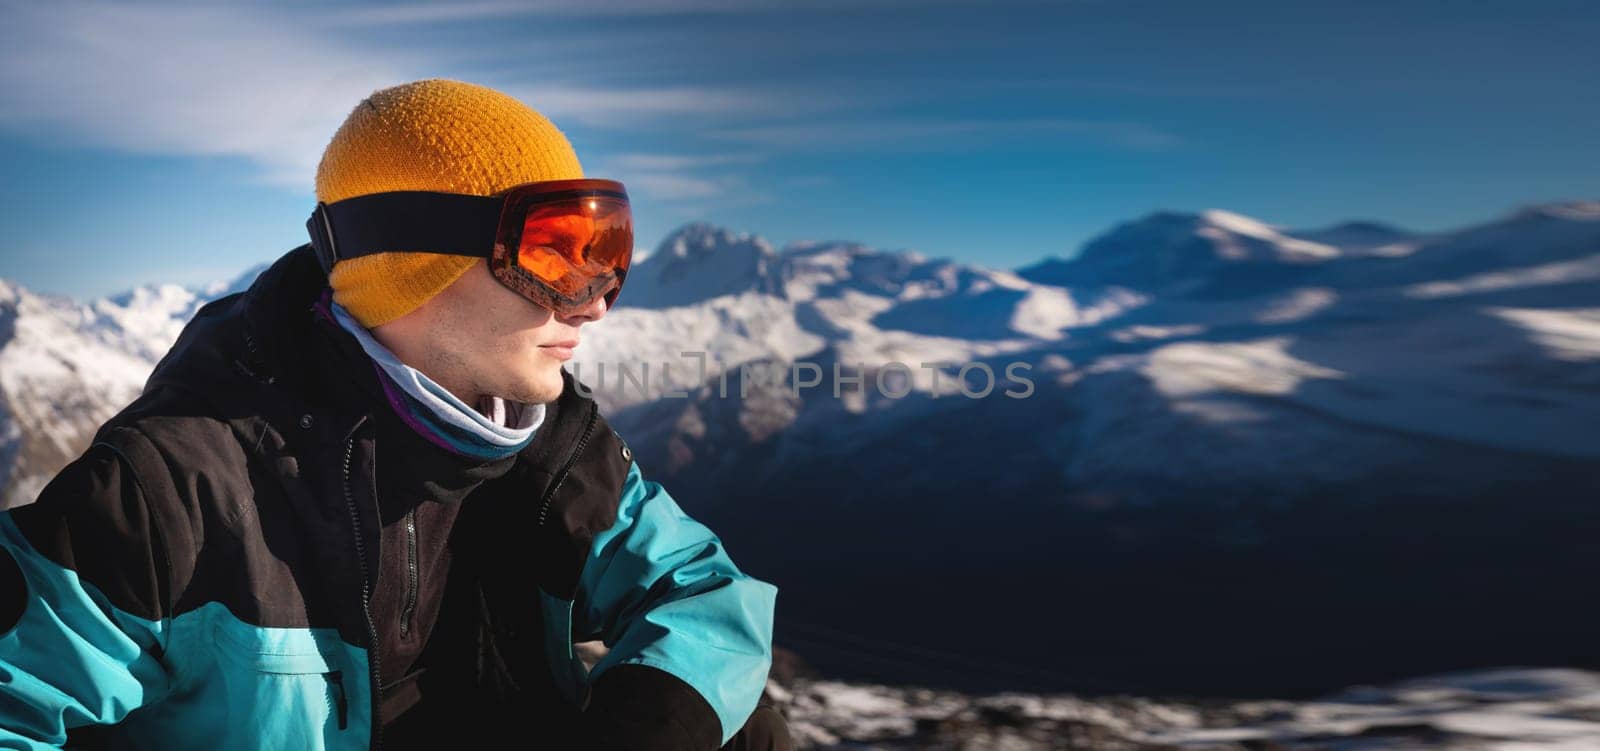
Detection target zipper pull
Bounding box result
[400,508,418,638]
[326,670,349,730]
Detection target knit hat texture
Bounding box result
[315,78,584,327]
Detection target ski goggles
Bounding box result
[306,178,633,316]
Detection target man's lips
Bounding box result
[540,339,579,360]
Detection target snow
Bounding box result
[4,200,1598,510]
[1018,208,1362,292]
[1200,209,1284,238]
[1008,286,1079,340]
[91,283,202,361]
[1110,323,1207,342]
[1489,306,1600,362]
[1253,286,1339,323]
[778,667,1600,750]
[0,267,260,507]
[1404,253,1600,299]
[1290,220,1423,258]
[621,222,779,309]
[1521,200,1600,221]
[1199,209,1342,261]
[1142,336,1347,398]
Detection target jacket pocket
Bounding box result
[208,610,365,747]
[539,589,592,708]
[213,618,343,673]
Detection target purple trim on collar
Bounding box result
[311,287,475,458]
[312,287,340,326]
[371,359,466,455]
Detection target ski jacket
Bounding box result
[0,243,777,749]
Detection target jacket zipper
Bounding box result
[536,401,599,528]
[340,426,384,750]
[399,508,418,638]
[325,670,349,730]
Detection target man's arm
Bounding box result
[574,460,778,750]
[0,441,176,748]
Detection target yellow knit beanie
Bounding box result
[315,78,584,327]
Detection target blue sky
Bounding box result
[2,0,1596,299]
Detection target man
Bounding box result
[0,79,791,750]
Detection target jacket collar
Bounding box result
[238,244,386,412]
[128,243,386,468]
[198,243,596,474]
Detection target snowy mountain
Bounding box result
[575,201,1600,501]
[621,222,784,308]
[0,265,267,507]
[572,201,1600,695]
[1289,219,1419,257]
[1017,209,1359,297]
[775,666,1600,750]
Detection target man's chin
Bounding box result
[505,369,566,405]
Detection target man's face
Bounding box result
[372,258,607,406]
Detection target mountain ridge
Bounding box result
[1,202,1595,697]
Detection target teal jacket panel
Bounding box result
[0,513,169,748]
[574,460,779,746]
[0,514,372,750]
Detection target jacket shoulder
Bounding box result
[50,386,265,612]
[6,425,197,622]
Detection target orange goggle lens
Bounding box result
[489,180,632,316]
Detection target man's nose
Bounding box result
[559,293,607,324]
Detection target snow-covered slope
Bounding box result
[1289,219,1420,257]
[777,667,1600,750]
[621,223,783,308]
[576,202,1600,509]
[573,228,1142,418]
[1017,209,1373,296]
[0,264,267,507]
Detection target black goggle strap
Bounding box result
[306,191,504,277]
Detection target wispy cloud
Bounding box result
[590,153,767,206]
[651,184,775,219]
[710,117,1182,152]
[782,174,836,188]
[0,2,839,192]
[0,0,1173,210]
[624,172,732,200]
[324,0,970,26]
[983,77,1265,99]
[506,84,788,127]
[602,152,767,171]
[504,83,873,128]
[0,1,412,193]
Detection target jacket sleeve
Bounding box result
[0,441,176,748]
[574,460,778,749]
